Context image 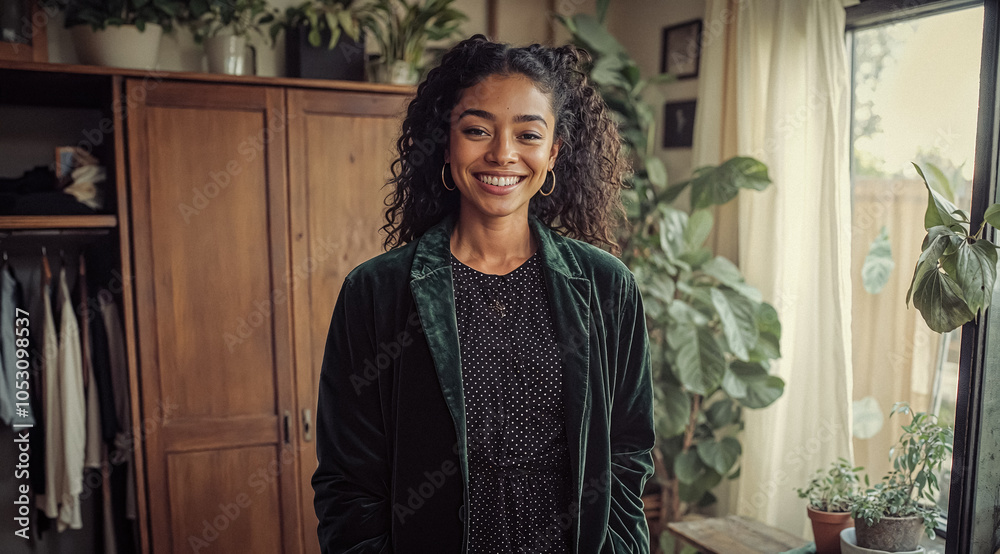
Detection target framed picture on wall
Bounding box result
[660,19,703,79]
[663,100,696,148]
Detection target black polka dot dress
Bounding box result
[451,250,573,554]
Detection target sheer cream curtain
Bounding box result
[692,0,857,538]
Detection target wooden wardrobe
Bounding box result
[1,59,409,554]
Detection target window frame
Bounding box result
[844,1,997,552]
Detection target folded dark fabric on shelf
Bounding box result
[0,165,100,216]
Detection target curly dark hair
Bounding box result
[381,34,629,254]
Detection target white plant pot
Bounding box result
[71,23,163,70]
[840,528,925,554]
[205,34,256,75]
[375,59,419,85]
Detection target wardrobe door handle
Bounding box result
[302,408,313,442]
[283,410,291,444]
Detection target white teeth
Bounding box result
[478,174,522,187]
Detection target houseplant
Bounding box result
[907,162,1000,333]
[797,458,863,554]
[186,0,275,75]
[557,6,786,537]
[847,402,952,552]
[56,0,184,69]
[358,0,466,85]
[268,0,368,80]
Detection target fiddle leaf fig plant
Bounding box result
[558,9,785,524]
[907,162,1000,333]
[849,402,953,539]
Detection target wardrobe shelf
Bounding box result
[0,215,118,229]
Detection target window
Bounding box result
[847,3,984,541]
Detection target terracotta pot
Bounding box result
[807,506,854,554]
[854,515,924,552]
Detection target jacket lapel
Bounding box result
[530,217,592,543]
[409,214,467,452]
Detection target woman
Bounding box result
[312,35,654,553]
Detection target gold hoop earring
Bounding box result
[539,170,556,196]
[441,163,455,191]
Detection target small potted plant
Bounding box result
[269,0,367,80]
[844,403,953,553]
[56,0,185,69]
[359,0,466,85]
[187,0,274,75]
[797,458,862,554]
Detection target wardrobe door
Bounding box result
[287,88,408,554]
[126,80,299,554]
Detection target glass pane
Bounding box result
[849,5,983,532]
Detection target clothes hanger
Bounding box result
[41,246,51,285]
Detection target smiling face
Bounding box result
[445,73,561,224]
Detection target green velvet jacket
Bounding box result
[312,213,654,553]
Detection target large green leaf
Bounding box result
[674,449,705,484]
[679,467,723,503]
[983,203,1000,230]
[710,288,759,361]
[696,437,742,475]
[906,233,953,307]
[921,162,957,204]
[689,157,771,210]
[591,55,629,88]
[684,209,713,250]
[862,226,894,294]
[658,205,689,262]
[954,238,998,314]
[670,323,726,395]
[646,156,668,188]
[705,398,739,429]
[914,163,963,231]
[655,384,691,438]
[725,362,785,409]
[701,257,763,303]
[911,266,975,333]
[567,14,624,57]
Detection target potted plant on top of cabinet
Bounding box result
[186,0,274,75]
[269,0,367,81]
[359,0,466,85]
[797,458,863,554]
[844,402,952,553]
[55,0,185,69]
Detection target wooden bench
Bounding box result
[667,515,811,553]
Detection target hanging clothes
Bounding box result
[80,255,102,469]
[55,264,86,531]
[100,294,137,521]
[88,291,118,441]
[36,254,63,522]
[0,259,21,425]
